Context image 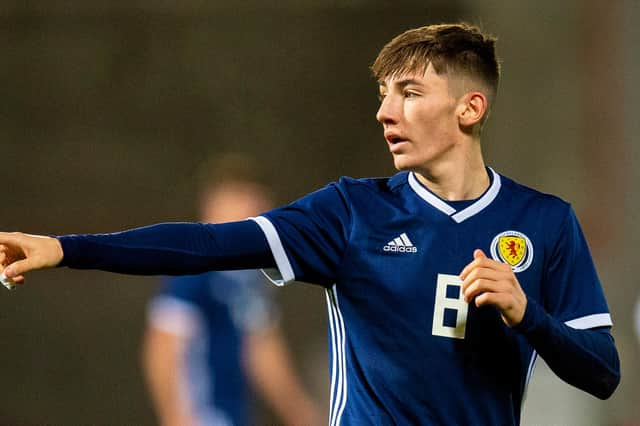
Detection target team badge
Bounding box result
[490,231,533,273]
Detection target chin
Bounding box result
[392,155,418,172]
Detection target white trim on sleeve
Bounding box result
[250,216,296,286]
[564,313,612,330]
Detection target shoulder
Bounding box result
[495,173,580,254]
[289,174,405,212]
[498,172,571,217]
[334,172,409,197]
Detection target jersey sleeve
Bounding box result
[146,275,207,338]
[542,206,612,329]
[58,220,275,275]
[250,180,352,287]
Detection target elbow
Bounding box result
[593,348,621,400]
[594,378,619,400]
[594,366,621,400]
[591,330,622,400]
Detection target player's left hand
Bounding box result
[459,249,527,327]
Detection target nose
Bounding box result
[376,95,399,124]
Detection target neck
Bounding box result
[414,140,489,201]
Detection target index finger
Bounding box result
[0,232,21,246]
[459,255,504,280]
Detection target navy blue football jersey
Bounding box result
[147,270,276,426]
[250,168,611,425]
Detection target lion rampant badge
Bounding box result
[490,231,533,273]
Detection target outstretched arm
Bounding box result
[0,221,275,285]
[460,249,620,399]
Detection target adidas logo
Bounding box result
[383,233,418,253]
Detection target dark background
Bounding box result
[0,1,637,424]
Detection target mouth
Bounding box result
[385,132,409,152]
[384,130,408,143]
[387,136,406,144]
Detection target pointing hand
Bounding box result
[0,232,64,287]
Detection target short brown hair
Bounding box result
[371,23,500,103]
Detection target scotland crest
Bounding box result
[490,230,533,273]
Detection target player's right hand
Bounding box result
[0,232,64,285]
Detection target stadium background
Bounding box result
[0,0,638,424]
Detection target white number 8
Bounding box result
[432,274,468,339]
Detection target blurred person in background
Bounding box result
[0,23,620,425]
[142,154,321,426]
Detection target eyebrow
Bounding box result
[378,78,424,89]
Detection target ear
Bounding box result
[457,92,488,128]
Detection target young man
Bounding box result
[0,23,620,425]
[142,155,320,426]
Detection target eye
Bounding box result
[377,93,387,102]
[404,90,419,98]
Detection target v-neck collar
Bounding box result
[407,167,501,223]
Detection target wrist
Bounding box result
[52,237,66,267]
[514,297,546,335]
[52,237,64,267]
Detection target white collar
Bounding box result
[407,168,501,223]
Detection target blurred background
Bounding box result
[0,0,638,424]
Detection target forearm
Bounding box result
[57,220,275,275]
[516,298,620,399]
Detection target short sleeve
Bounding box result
[542,206,612,329]
[251,180,352,287]
[146,275,208,338]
